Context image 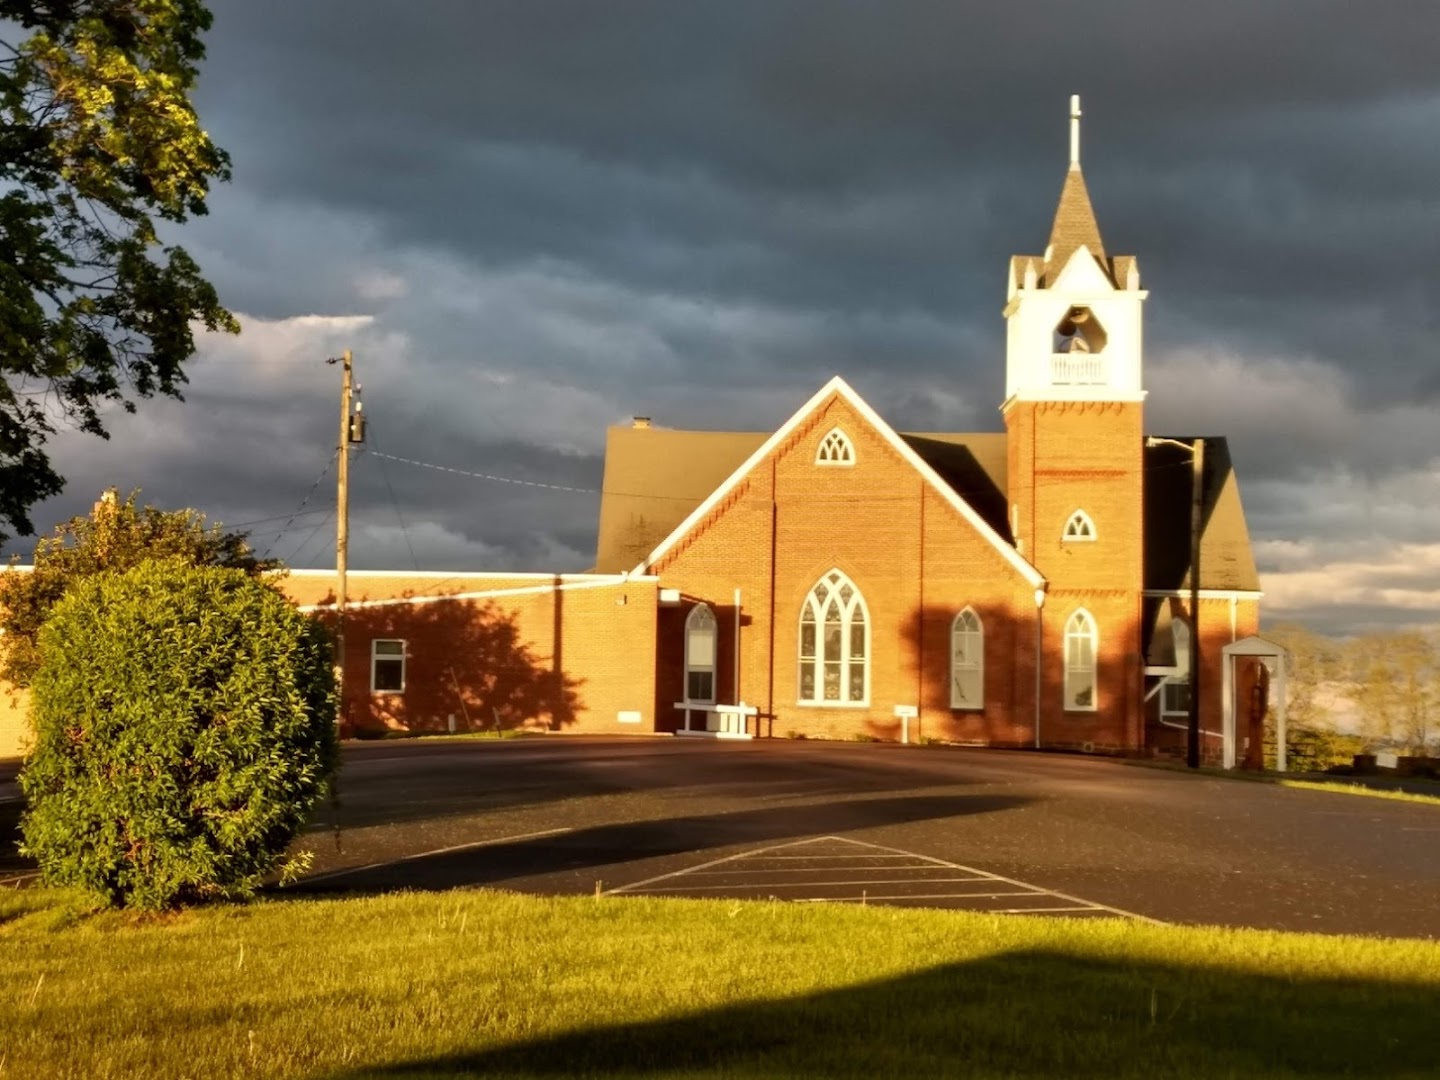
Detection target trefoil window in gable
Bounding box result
[1063,510,1096,541]
[816,428,856,467]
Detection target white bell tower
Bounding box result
[1002,95,1147,405]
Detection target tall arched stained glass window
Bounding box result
[798,570,868,704]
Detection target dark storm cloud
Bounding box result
[191,0,1440,397]
[8,1,1440,626]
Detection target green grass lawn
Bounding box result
[1278,778,1440,805]
[3,887,1439,1079]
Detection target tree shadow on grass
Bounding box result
[288,792,1029,896]
[337,948,1440,1079]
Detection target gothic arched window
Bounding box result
[798,570,868,704]
[1064,609,1098,712]
[950,608,984,709]
[816,428,856,466]
[684,604,716,703]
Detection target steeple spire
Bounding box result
[1046,93,1105,271]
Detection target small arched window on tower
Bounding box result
[950,608,984,710]
[1063,510,1096,542]
[816,428,855,467]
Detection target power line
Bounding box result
[287,508,336,568]
[364,435,420,572]
[260,451,339,559]
[368,450,604,496]
[228,508,332,530]
[370,445,1205,507]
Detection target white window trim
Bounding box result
[370,639,407,694]
[1063,509,1097,542]
[950,607,984,711]
[797,570,870,707]
[1063,609,1098,713]
[1160,675,1189,717]
[683,603,717,705]
[815,427,856,467]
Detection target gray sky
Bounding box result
[11,0,1440,634]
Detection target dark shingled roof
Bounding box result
[1044,166,1110,285]
[595,427,1259,596]
[1143,436,1259,593]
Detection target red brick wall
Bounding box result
[653,391,1146,748]
[1146,596,1262,762]
[290,574,658,738]
[1006,399,1146,750]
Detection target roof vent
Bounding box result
[632,416,652,429]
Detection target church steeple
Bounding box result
[1044,96,1107,280]
[1002,95,1146,406]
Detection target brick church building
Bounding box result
[0,102,1262,761]
[300,100,1260,759]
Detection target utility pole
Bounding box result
[327,349,361,730]
[1148,435,1207,769]
[1187,437,1205,769]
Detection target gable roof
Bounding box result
[623,377,1044,587]
[1143,436,1260,593]
[592,397,1260,599]
[594,428,765,575]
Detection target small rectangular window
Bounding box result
[1161,678,1189,716]
[372,639,406,693]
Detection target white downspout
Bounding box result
[1033,586,1047,748]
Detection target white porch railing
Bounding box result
[1050,352,1107,385]
[671,701,758,739]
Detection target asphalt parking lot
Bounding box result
[275,736,1440,937]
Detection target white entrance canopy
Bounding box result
[1220,635,1291,771]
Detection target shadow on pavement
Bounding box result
[314,741,998,833]
[336,948,1440,1078]
[291,791,1029,895]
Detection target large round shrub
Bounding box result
[20,559,337,908]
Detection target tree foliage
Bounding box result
[1265,622,1440,758]
[0,0,236,540]
[0,489,275,687]
[19,558,337,909]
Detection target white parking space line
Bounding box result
[638,877,1001,892]
[606,835,1163,923]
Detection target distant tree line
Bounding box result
[1263,623,1440,768]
